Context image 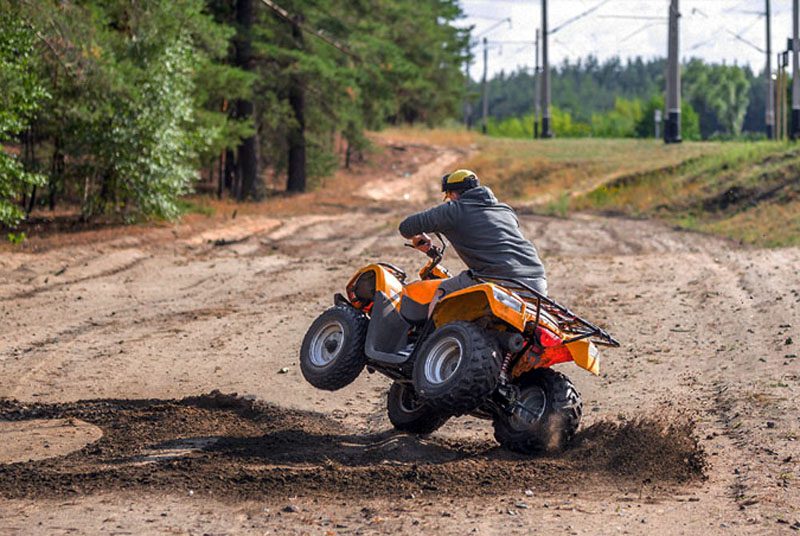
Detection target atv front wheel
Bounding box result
[300,305,367,391]
[493,368,582,454]
[412,321,500,415]
[387,382,449,434]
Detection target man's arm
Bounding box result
[398,202,458,238]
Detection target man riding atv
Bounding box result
[399,169,547,308]
[299,167,619,452]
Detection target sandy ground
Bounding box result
[1,143,799,535]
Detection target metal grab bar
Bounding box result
[469,271,620,347]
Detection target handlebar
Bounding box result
[425,245,443,259]
[405,233,448,280]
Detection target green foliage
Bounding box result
[2,0,470,226]
[176,198,216,217]
[550,106,591,137]
[591,98,643,138]
[487,95,700,141]
[250,0,469,183]
[486,106,593,139]
[680,101,701,141]
[14,0,254,220]
[473,56,664,124]
[544,192,570,218]
[474,55,764,140]
[6,231,27,244]
[684,59,750,138]
[636,95,701,141]
[0,8,48,226]
[99,39,198,219]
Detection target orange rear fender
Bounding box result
[432,283,527,331]
[346,264,403,309]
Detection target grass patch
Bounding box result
[543,191,571,218]
[177,198,216,217]
[573,141,800,247]
[460,137,723,205]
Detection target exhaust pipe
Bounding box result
[496,332,525,353]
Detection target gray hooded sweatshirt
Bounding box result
[398,186,546,281]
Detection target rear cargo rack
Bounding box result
[470,272,620,347]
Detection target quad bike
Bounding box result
[299,234,619,453]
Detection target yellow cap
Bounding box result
[441,169,479,192]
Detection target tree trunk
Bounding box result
[26,186,37,215]
[49,135,64,210]
[224,148,237,195]
[217,150,225,199]
[23,126,38,213]
[234,0,263,201]
[286,19,306,193]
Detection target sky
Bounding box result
[459,0,796,79]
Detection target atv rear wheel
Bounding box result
[300,305,367,391]
[493,368,582,454]
[387,382,449,434]
[412,321,500,415]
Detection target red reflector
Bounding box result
[536,326,563,347]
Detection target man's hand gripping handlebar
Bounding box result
[405,233,445,260]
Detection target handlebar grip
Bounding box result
[426,246,442,259]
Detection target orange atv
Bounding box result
[299,234,619,453]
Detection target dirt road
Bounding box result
[1,144,799,535]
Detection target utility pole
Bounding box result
[665,0,681,143]
[774,52,783,140]
[792,0,800,139]
[534,29,540,139]
[781,51,790,140]
[541,0,553,138]
[481,37,488,134]
[766,0,775,139]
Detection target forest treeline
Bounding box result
[0,0,468,226]
[471,56,777,141]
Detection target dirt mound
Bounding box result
[0,392,705,500]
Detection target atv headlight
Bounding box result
[492,286,523,313]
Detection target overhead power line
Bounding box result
[726,29,765,53]
[474,17,512,39]
[550,0,612,34]
[620,22,662,43]
[597,15,665,21]
[487,40,536,45]
[258,0,359,60]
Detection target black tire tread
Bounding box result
[413,321,500,415]
[299,305,368,391]
[386,382,449,435]
[493,368,582,454]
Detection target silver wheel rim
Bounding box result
[398,384,421,413]
[510,385,547,430]
[423,336,463,385]
[309,320,344,367]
